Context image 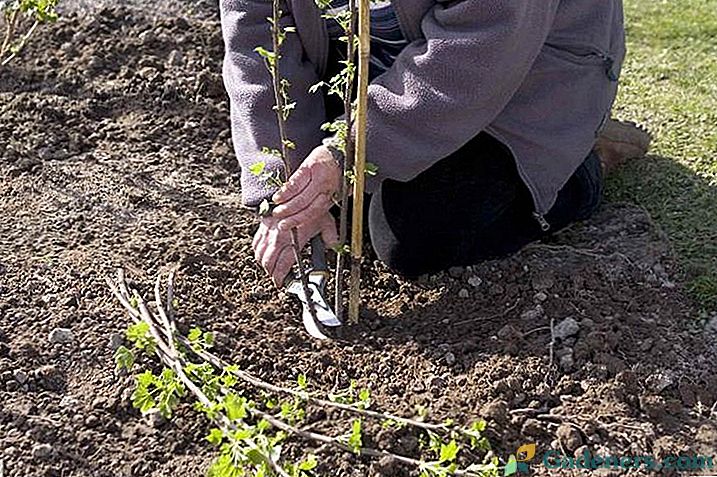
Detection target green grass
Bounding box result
[608,0,717,310]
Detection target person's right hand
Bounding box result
[252,210,338,288]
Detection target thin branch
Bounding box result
[2,19,39,66]
[1,8,20,58]
[267,0,319,323]
[108,271,491,477]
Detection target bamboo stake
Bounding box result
[348,0,370,323]
[333,0,357,322]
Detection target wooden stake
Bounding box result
[348,0,370,323]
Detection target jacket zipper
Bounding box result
[533,212,551,232]
[544,42,619,82]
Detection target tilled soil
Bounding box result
[1,5,716,477]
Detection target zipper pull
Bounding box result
[533,212,551,232]
[602,55,619,82]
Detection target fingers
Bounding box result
[319,214,339,248]
[273,161,312,204]
[272,186,320,219]
[271,245,296,288]
[253,211,337,288]
[275,193,333,232]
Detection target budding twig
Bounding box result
[107,270,493,476]
[267,0,318,322]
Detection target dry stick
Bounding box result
[348,0,370,323]
[1,19,40,66]
[255,410,486,477]
[109,273,486,477]
[111,278,292,477]
[112,271,456,436]
[268,0,318,322]
[0,8,20,59]
[334,0,358,320]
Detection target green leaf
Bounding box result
[365,162,379,176]
[348,419,362,454]
[113,345,134,370]
[223,393,248,421]
[206,428,224,446]
[297,374,307,390]
[298,454,318,471]
[249,161,266,176]
[439,440,459,463]
[188,327,202,342]
[126,322,155,353]
[203,332,215,347]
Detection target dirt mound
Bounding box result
[1,6,715,477]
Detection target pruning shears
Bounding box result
[285,236,341,339]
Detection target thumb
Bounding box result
[273,162,311,204]
[319,214,339,248]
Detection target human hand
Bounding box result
[252,145,342,287]
[270,145,342,232]
[252,214,338,288]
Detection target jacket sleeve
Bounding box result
[362,0,560,193]
[220,0,327,207]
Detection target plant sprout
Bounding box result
[107,269,500,477]
[1,0,58,66]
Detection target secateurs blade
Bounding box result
[285,236,341,339]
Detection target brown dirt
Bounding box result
[1,6,716,477]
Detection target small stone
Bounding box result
[497,324,522,341]
[559,353,575,371]
[646,371,674,393]
[92,396,108,410]
[85,414,100,428]
[108,333,124,351]
[13,369,28,384]
[444,352,456,366]
[138,30,155,44]
[556,423,583,451]
[428,376,446,390]
[49,327,74,344]
[520,305,544,321]
[521,418,545,437]
[32,443,53,459]
[467,276,483,288]
[534,292,548,302]
[372,455,398,476]
[145,409,166,428]
[707,316,717,333]
[167,49,184,67]
[448,266,464,278]
[138,66,158,79]
[481,400,509,423]
[580,318,595,328]
[554,317,580,340]
[4,446,18,457]
[458,288,470,299]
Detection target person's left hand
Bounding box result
[252,212,338,287]
[252,145,342,287]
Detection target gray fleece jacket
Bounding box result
[220,0,625,216]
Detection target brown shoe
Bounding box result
[595,119,652,174]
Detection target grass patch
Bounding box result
[608,0,717,310]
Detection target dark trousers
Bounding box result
[323,43,603,278]
[365,133,604,277]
